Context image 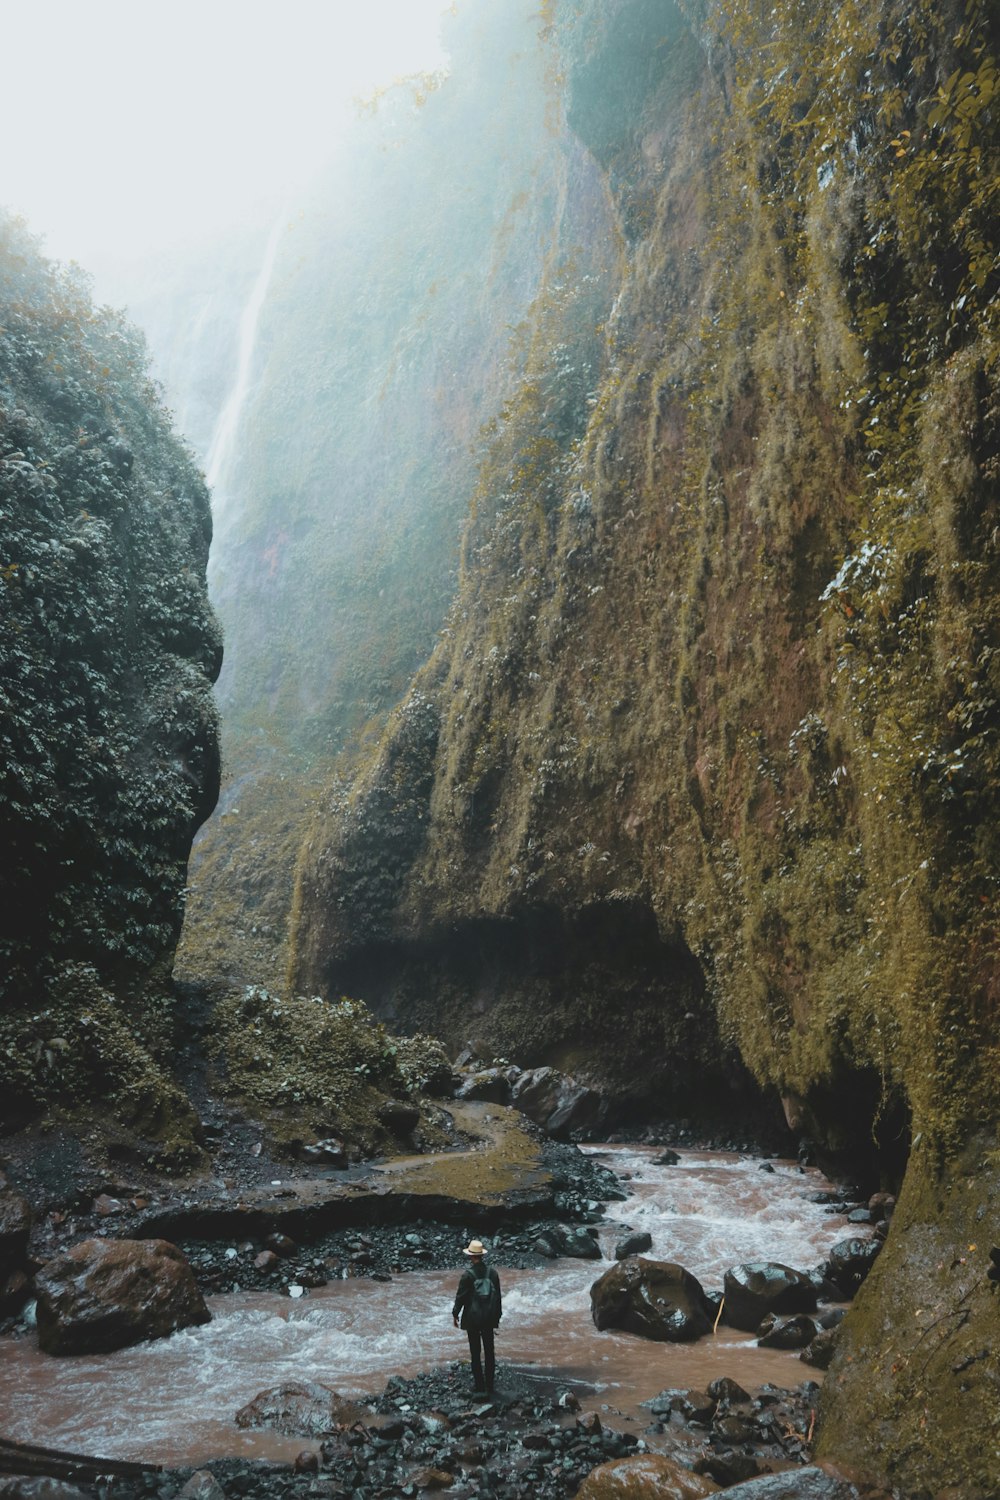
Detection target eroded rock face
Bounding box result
[590,1258,712,1342]
[34,1237,210,1355]
[722,1263,818,1333]
[575,1453,718,1499]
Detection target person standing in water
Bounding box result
[452,1238,502,1394]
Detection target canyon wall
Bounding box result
[291,0,1000,1486]
[0,214,222,1159]
[176,0,618,991]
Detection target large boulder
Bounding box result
[510,1067,607,1139]
[34,1237,210,1355]
[575,1454,718,1498]
[591,1258,712,1342]
[722,1262,818,1332]
[235,1381,360,1437]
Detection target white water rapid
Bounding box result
[204,211,287,506]
[0,1148,852,1466]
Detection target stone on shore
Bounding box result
[575,1453,718,1497]
[235,1381,362,1436]
[34,1237,210,1355]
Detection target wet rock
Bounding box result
[757,1313,818,1350]
[0,1269,30,1316]
[615,1232,653,1260]
[0,1194,32,1276]
[0,1480,92,1500]
[410,1469,454,1490]
[679,1390,716,1424]
[253,1250,280,1272]
[456,1069,510,1105]
[263,1232,297,1257]
[554,1225,602,1260]
[576,1453,718,1497]
[713,1415,753,1443]
[801,1325,840,1370]
[510,1067,607,1139]
[867,1192,895,1222]
[293,1450,320,1474]
[722,1262,818,1332]
[706,1377,750,1405]
[299,1139,349,1168]
[713,1468,862,1498]
[822,1237,881,1297]
[591,1258,713,1342]
[695,1450,762,1485]
[34,1237,210,1355]
[176,1473,226,1500]
[653,1150,680,1166]
[235,1381,361,1436]
[378,1099,421,1134]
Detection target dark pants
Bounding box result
[466,1325,495,1391]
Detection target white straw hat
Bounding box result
[462,1239,487,1257]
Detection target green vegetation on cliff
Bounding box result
[289,0,999,1484]
[178,0,617,994]
[0,213,221,1155]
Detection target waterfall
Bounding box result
[204,209,287,507]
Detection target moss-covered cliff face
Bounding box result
[292,0,999,1484]
[177,0,617,992]
[0,215,222,1153]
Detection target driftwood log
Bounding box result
[0,1436,161,1480]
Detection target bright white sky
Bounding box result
[0,0,452,274]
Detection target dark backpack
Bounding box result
[466,1268,498,1328]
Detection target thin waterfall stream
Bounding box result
[0,1147,852,1467]
[204,210,287,504]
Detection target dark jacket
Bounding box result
[453,1263,502,1330]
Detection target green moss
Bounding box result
[818,1134,1000,1494]
[209,986,443,1153]
[0,963,201,1164]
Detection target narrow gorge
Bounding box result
[1,0,998,1496]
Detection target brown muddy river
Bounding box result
[0,1147,852,1465]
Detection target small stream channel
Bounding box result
[0,1147,853,1466]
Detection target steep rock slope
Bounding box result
[292,0,1000,1486]
[177,0,617,989]
[0,215,222,1157]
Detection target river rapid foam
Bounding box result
[0,1147,851,1464]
